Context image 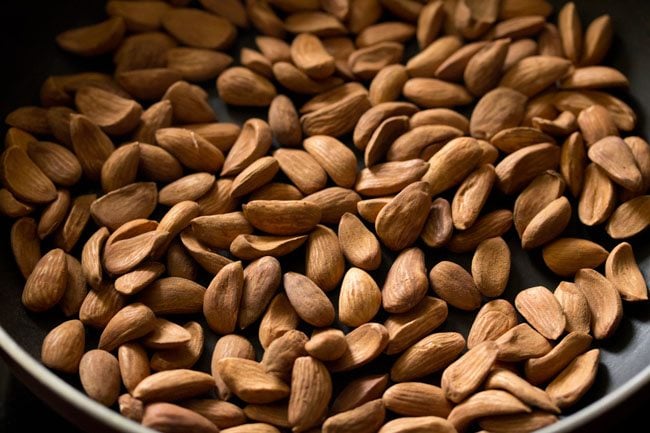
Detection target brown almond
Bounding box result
[491,127,555,154]
[259,293,300,349]
[365,115,409,167]
[38,190,71,240]
[142,402,218,433]
[558,1,582,63]
[504,38,539,70]
[22,248,67,312]
[243,402,290,428]
[472,237,511,297]
[53,192,95,252]
[546,349,600,409]
[0,188,34,218]
[167,47,232,82]
[554,281,591,335]
[241,48,273,78]
[525,331,593,385]
[339,267,382,327]
[535,111,578,137]
[384,297,448,355]
[387,124,464,162]
[355,159,429,197]
[162,7,235,49]
[357,197,392,223]
[274,148,328,194]
[435,41,488,82]
[448,390,531,432]
[291,33,335,79]
[338,212,381,271]
[380,416,456,433]
[5,106,51,135]
[390,332,465,382]
[142,318,192,349]
[560,131,587,198]
[606,242,648,302]
[217,67,277,107]
[204,262,243,335]
[465,39,510,96]
[137,143,182,183]
[430,261,482,311]
[353,101,418,150]
[329,323,389,372]
[163,80,216,124]
[181,226,234,274]
[75,86,142,136]
[79,350,121,406]
[56,17,125,56]
[574,269,623,339]
[180,399,246,429]
[356,22,414,47]
[452,164,496,230]
[521,196,572,249]
[230,234,308,261]
[305,225,345,292]
[369,64,409,106]
[553,90,636,131]
[303,187,361,224]
[495,323,552,361]
[513,171,566,236]
[515,286,567,340]
[323,399,385,433]
[303,135,357,188]
[348,42,404,80]
[421,137,482,195]
[382,247,428,314]
[606,195,650,239]
[470,87,527,140]
[268,95,302,147]
[261,330,308,382]
[41,319,85,374]
[417,0,445,48]
[301,92,371,137]
[442,341,499,403]
[273,61,343,95]
[382,383,452,418]
[375,182,430,251]
[134,369,215,402]
[467,299,518,349]
[239,256,282,330]
[79,284,126,328]
[577,105,619,147]
[495,143,561,194]
[588,135,643,191]
[406,36,463,78]
[500,56,572,97]
[581,14,612,66]
[211,334,256,400]
[231,157,280,198]
[191,212,253,250]
[99,303,156,351]
[59,254,88,317]
[542,237,608,277]
[243,200,321,235]
[197,179,239,216]
[283,272,335,327]
[421,198,453,248]
[288,357,332,432]
[578,163,616,226]
[1,146,57,204]
[27,141,81,188]
[117,343,150,395]
[137,277,205,315]
[403,77,473,108]
[485,369,560,413]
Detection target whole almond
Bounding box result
[369,64,409,105]
[339,267,382,327]
[261,330,308,382]
[421,198,453,248]
[421,137,482,195]
[496,323,552,362]
[348,42,404,80]
[338,213,381,271]
[467,299,518,349]
[514,171,566,236]
[515,286,567,340]
[384,297,448,355]
[496,142,561,194]
[79,283,126,328]
[323,399,385,433]
[448,390,531,432]
[574,269,623,339]
[301,92,371,137]
[331,374,389,414]
[382,383,452,418]
[274,148,328,194]
[305,328,347,362]
[546,349,600,409]
[448,209,514,253]
[243,200,321,235]
[0,188,34,218]
[554,281,591,335]
[606,195,650,239]
[500,56,572,97]
[230,234,308,261]
[430,261,481,311]
[162,7,236,49]
[181,229,233,274]
[521,196,572,249]
[155,128,224,173]
[38,190,70,240]
[490,126,555,154]
[137,277,206,315]
[273,61,343,95]
[134,369,215,402]
[158,173,215,206]
[470,87,528,140]
[167,47,233,82]
[525,331,593,385]
[100,142,139,193]
[59,254,88,317]
[403,78,472,108]
[56,17,125,56]
[581,14,612,66]
[218,67,277,107]
[356,22,414,48]
[355,159,429,196]
[142,402,218,433]
[542,237,608,277]
[606,242,648,302]
[442,341,499,403]
[99,303,156,351]
[180,399,246,429]
[22,248,67,312]
[452,164,496,230]
[103,231,168,276]
[79,349,121,406]
[142,318,192,349]
[291,33,335,79]
[382,247,428,314]
[577,104,619,146]
[259,293,300,349]
[305,225,345,292]
[151,321,205,371]
[75,86,142,135]
[138,143,183,183]
[118,343,150,394]
[288,357,332,432]
[54,193,96,253]
[471,237,511,297]
[465,39,510,96]
[379,417,457,433]
[118,393,143,422]
[211,335,256,400]
[579,161,616,226]
[588,135,643,191]
[1,146,57,204]
[268,95,301,147]
[41,319,85,374]
[303,187,361,224]
[390,332,465,382]
[387,124,464,162]
[406,36,462,78]
[375,182,431,251]
[304,135,357,188]
[237,257,281,330]
[204,261,244,335]
[191,212,253,250]
[283,272,335,327]
[353,101,418,150]
[485,368,560,413]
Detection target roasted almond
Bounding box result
[495,323,552,362]
[403,77,473,108]
[382,383,451,418]
[467,299,518,349]
[515,286,567,340]
[390,332,465,382]
[338,213,381,271]
[452,164,496,230]
[305,225,345,292]
[288,357,332,432]
[472,237,511,297]
[155,128,224,173]
[283,272,335,327]
[447,209,514,253]
[217,67,277,107]
[216,358,289,404]
[339,267,382,327]
[274,148,328,194]
[79,349,121,406]
[133,369,215,402]
[430,261,482,311]
[382,247,428,314]
[230,234,308,261]
[574,268,623,339]
[162,7,236,49]
[56,17,125,56]
[542,237,608,277]
[329,323,388,372]
[470,87,528,140]
[554,281,591,335]
[525,331,593,385]
[442,341,499,403]
[375,182,430,251]
[546,349,600,409]
[41,319,85,374]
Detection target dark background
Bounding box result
[1,0,650,432]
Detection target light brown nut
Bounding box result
[472,237,511,297]
[588,135,643,192]
[560,132,587,198]
[382,383,452,418]
[387,125,464,162]
[553,90,636,132]
[465,39,510,96]
[605,242,649,302]
[142,402,218,433]
[448,209,514,254]
[305,225,345,292]
[422,137,482,196]
[606,195,650,239]
[353,101,418,150]
[379,416,456,433]
[166,47,233,82]
[243,200,321,236]
[515,286,567,340]
[500,56,572,97]
[22,248,67,313]
[261,330,308,382]
[79,349,121,406]
[328,323,389,372]
[542,237,608,277]
[485,368,560,414]
[442,341,499,403]
[467,299,518,349]
[204,262,243,335]
[554,281,591,335]
[375,182,431,251]
[339,267,382,328]
[288,357,332,432]
[382,247,428,314]
[79,283,125,328]
[403,77,473,108]
[98,303,156,351]
[305,329,347,362]
[384,296,448,356]
[41,319,85,374]
[161,7,236,49]
[546,349,600,409]
[338,213,381,271]
[331,374,388,414]
[421,198,453,249]
[525,331,593,385]
[513,171,566,236]
[118,343,150,394]
[239,256,282,330]
[230,234,308,261]
[268,95,302,147]
[217,67,277,107]
[180,399,246,429]
[217,358,289,404]
[322,399,385,433]
[56,17,126,56]
[155,128,224,173]
[452,164,496,230]
[448,390,531,432]
[283,272,335,327]
[430,261,481,311]
[274,148,328,194]
[355,159,430,197]
[495,323,552,362]
[133,369,215,402]
[136,277,206,315]
[211,334,256,400]
[303,187,361,225]
[390,332,465,382]
[490,127,555,154]
[521,196,572,250]
[495,143,561,194]
[470,87,528,141]
[574,269,623,340]
[581,14,612,66]
[369,64,409,106]
[304,135,357,188]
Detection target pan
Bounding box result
[0,0,649,432]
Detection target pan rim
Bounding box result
[2,324,650,432]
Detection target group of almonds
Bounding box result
[2,0,649,432]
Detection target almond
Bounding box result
[75,86,142,136]
[606,195,650,239]
[382,247,428,314]
[467,299,518,349]
[259,293,300,349]
[348,42,404,80]
[79,283,126,328]
[261,330,308,382]
[305,225,345,291]
[288,357,332,432]
[163,80,216,124]
[406,36,462,78]
[442,341,499,403]
[37,190,71,240]
[268,95,302,147]
[525,331,593,385]
[452,164,496,230]
[339,267,382,327]
[303,136,356,187]
[322,399,385,433]
[56,17,125,56]
[495,323,552,361]
[155,127,225,173]
[142,318,192,349]
[382,383,452,418]
[218,67,277,107]
[273,61,343,95]
[448,390,531,432]
[283,272,335,327]
[54,193,96,252]
[134,369,215,402]
[546,349,600,409]
[379,417,457,433]
[500,56,572,97]
[421,198,453,248]
[305,328,347,362]
[329,323,388,372]
[211,335,256,400]
[99,303,156,351]
[274,149,328,194]
[495,142,561,194]
[421,137,482,195]
[41,319,85,374]
[554,281,591,335]
[118,343,150,393]
[574,268,623,339]
[137,277,206,315]
[331,374,389,414]
[403,77,473,108]
[588,135,643,191]
[448,209,513,253]
[485,368,560,413]
[180,399,246,429]
[22,248,67,312]
[472,237,511,297]
[553,90,636,131]
[605,242,648,302]
[301,92,371,137]
[0,188,34,218]
[239,257,282,330]
[142,402,218,433]
[417,0,445,47]
[435,41,488,82]
[353,101,418,150]
[542,237,608,277]
[515,286,567,340]
[230,234,308,261]
[465,39,510,96]
[216,358,289,404]
[204,262,243,335]
[355,159,429,197]
[375,182,430,251]
[303,187,361,224]
[384,297,448,355]
[369,64,409,106]
[581,14,612,66]
[430,261,482,311]
[1,146,57,204]
[513,171,566,236]
[79,349,121,406]
[387,124,464,162]
[162,7,235,49]
[338,213,381,271]
[243,200,321,235]
[470,87,528,140]
[390,332,465,382]
[560,132,587,198]
[521,196,572,249]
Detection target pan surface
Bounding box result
[1,0,649,432]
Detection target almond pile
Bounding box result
[3,1,649,433]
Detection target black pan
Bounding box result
[1,1,649,432]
